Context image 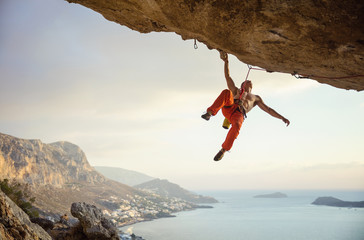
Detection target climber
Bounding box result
[201,51,290,161]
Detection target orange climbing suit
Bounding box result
[207,89,245,151]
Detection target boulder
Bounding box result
[71,202,119,240]
[30,218,54,232]
[49,222,86,240]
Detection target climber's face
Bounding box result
[241,80,252,91]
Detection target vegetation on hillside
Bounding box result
[0,178,39,218]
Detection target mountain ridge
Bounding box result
[96,167,218,204]
[0,132,143,217]
[135,178,218,204]
[0,133,105,187]
[94,166,155,186]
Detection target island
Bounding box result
[254,192,288,198]
[312,197,364,208]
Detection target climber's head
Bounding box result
[241,80,252,92]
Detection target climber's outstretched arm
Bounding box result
[219,51,238,95]
[256,96,290,126]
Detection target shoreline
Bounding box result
[118,204,213,228]
[118,214,176,228]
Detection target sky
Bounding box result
[1,0,363,191]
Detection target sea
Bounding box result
[120,190,364,240]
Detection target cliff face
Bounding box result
[66,0,364,91]
[0,132,140,216]
[0,133,105,187]
[0,190,52,240]
[1,188,122,240]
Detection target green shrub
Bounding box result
[0,179,39,218]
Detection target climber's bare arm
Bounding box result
[256,96,290,126]
[219,51,238,95]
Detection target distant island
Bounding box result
[312,197,364,208]
[254,192,288,198]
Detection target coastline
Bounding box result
[118,204,213,228]
[118,214,176,228]
[117,190,364,240]
[118,205,214,240]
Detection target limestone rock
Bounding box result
[71,202,120,240]
[49,222,86,240]
[49,203,120,240]
[0,190,52,240]
[30,218,55,232]
[0,132,139,219]
[0,133,105,186]
[66,0,364,91]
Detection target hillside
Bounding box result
[0,132,212,225]
[94,166,155,186]
[135,179,218,204]
[0,133,145,216]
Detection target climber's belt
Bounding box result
[223,104,247,118]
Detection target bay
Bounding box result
[121,190,364,240]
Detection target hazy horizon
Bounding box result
[93,165,364,191]
[1,0,363,191]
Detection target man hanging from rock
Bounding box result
[201,51,290,161]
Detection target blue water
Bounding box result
[121,190,364,240]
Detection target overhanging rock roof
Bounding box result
[67,0,364,91]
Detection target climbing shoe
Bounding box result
[201,112,211,121]
[213,150,225,161]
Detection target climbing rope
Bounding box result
[244,65,252,82]
[244,66,364,83]
[240,64,267,98]
[292,72,364,80]
[245,64,266,81]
